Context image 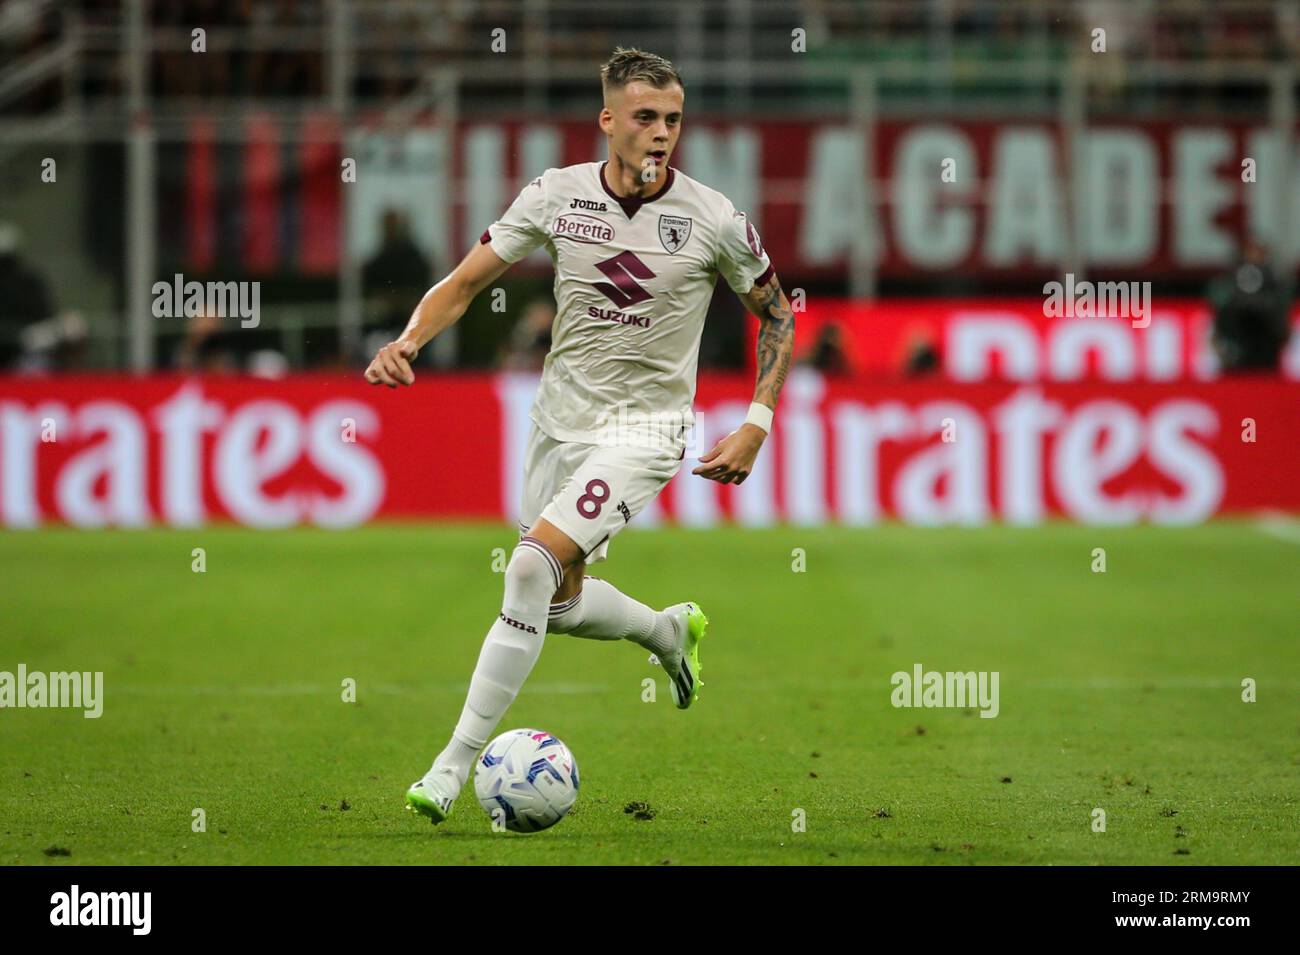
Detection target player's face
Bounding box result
[602,81,684,178]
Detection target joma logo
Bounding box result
[570,198,609,212]
[499,613,539,635]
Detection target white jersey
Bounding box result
[481,161,773,452]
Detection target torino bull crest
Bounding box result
[658,214,692,254]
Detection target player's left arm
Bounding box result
[692,273,795,485]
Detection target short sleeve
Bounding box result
[482,171,551,263]
[714,197,774,294]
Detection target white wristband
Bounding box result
[745,402,774,435]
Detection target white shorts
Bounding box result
[517,423,683,564]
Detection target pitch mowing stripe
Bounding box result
[86,677,1300,697]
[107,682,615,696]
[1255,511,1300,544]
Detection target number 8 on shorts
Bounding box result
[576,479,610,519]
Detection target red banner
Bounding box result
[757,298,1300,381]
[1,374,1295,528]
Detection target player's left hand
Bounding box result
[364,339,419,388]
[692,423,766,485]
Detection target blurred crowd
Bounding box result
[0,224,88,372]
[2,207,1291,377]
[3,0,1299,115]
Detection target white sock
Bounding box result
[434,539,560,785]
[431,737,480,786]
[547,590,615,641]
[548,576,677,657]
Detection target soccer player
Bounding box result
[364,47,795,823]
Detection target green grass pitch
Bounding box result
[1,522,1296,865]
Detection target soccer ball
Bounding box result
[474,728,579,833]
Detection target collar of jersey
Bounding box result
[598,160,676,219]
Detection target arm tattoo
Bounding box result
[752,278,795,410]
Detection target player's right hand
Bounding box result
[364,340,419,388]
